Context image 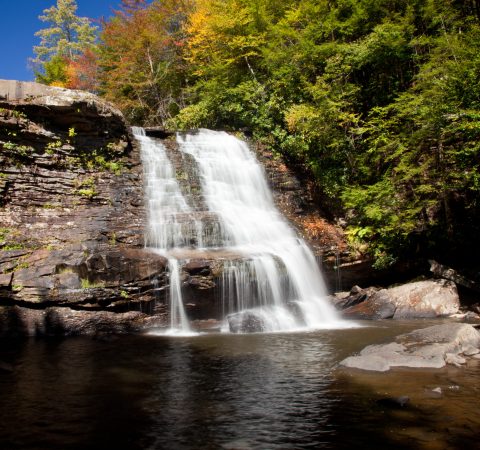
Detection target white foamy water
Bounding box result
[177,130,343,330]
[135,128,193,334]
[135,127,345,333]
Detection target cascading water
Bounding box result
[134,127,192,334]
[134,127,343,333]
[177,130,340,331]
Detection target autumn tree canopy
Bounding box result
[32,0,98,89]
[97,0,193,125]
[31,0,480,269]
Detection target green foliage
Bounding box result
[1,141,34,163]
[0,228,10,242]
[45,140,63,155]
[74,176,97,199]
[0,108,27,120]
[35,54,69,86]
[93,0,480,267]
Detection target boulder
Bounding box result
[390,279,459,319]
[341,288,396,319]
[340,279,460,320]
[227,310,266,333]
[340,323,480,372]
[429,259,480,293]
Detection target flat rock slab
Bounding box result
[340,323,480,372]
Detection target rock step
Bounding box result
[162,139,208,212]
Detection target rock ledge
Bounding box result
[340,323,480,372]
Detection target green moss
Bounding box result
[81,279,105,289]
[0,108,27,120]
[76,188,97,199]
[45,140,63,155]
[2,244,25,251]
[73,176,97,199]
[2,141,33,157]
[0,227,10,241]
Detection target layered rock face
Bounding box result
[0,81,168,335]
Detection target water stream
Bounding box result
[135,128,342,333]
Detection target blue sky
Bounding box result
[1,1,122,82]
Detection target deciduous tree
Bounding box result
[32,0,98,87]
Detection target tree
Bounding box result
[32,0,98,86]
[98,0,192,125]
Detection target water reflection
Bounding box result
[0,322,479,449]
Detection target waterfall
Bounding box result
[135,128,192,334]
[135,127,342,333]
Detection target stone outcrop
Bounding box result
[340,323,480,372]
[429,259,480,293]
[336,279,460,319]
[0,81,169,334]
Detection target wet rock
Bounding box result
[340,279,460,320]
[462,345,479,356]
[342,288,396,319]
[227,311,265,333]
[333,285,376,310]
[444,353,466,367]
[340,323,480,372]
[462,311,480,321]
[183,259,212,275]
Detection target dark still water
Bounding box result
[1,322,479,450]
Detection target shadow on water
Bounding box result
[0,305,69,337]
[0,326,479,449]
